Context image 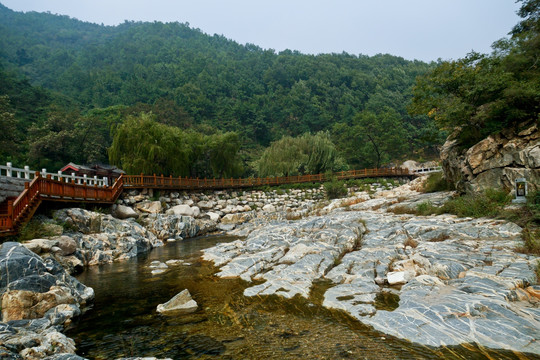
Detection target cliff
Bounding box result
[440,122,540,195]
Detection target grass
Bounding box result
[18,220,61,241]
[422,172,454,193]
[409,188,539,256]
[323,179,348,199]
[417,188,511,218]
[254,182,322,192]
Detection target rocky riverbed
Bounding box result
[203,180,540,355]
[1,177,538,358]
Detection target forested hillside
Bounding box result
[0,3,442,175]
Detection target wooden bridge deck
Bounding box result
[0,167,419,236]
[123,168,413,190]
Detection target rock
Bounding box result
[135,201,162,214]
[217,223,236,232]
[156,289,198,314]
[205,212,221,222]
[0,242,94,358]
[112,204,139,219]
[2,286,77,322]
[441,122,540,194]
[55,236,77,256]
[167,204,199,217]
[387,270,415,285]
[197,200,216,210]
[148,261,168,269]
[23,239,56,255]
[262,204,276,213]
[145,214,214,240]
[220,212,253,225]
[165,259,183,266]
[202,184,539,355]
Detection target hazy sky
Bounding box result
[1,0,521,62]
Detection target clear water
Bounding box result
[67,235,537,360]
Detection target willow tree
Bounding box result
[108,112,191,176]
[257,131,346,177]
[208,132,243,178]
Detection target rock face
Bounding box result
[203,185,540,355]
[156,289,198,314]
[441,122,540,194]
[0,242,94,359]
[47,208,163,269]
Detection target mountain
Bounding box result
[0,3,441,172]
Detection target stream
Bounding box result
[67,235,535,360]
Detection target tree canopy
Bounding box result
[0,3,444,175]
[257,132,347,177]
[409,0,540,146]
[108,112,242,177]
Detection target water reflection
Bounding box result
[68,235,537,360]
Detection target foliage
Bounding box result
[0,95,19,161]
[108,112,242,177]
[409,0,540,147]
[422,172,453,193]
[438,189,511,218]
[0,4,442,171]
[17,219,60,241]
[257,132,347,177]
[109,112,191,176]
[324,179,348,199]
[413,189,511,218]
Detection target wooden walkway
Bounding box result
[0,167,418,236]
[0,173,123,237]
[123,168,413,189]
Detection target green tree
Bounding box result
[257,132,346,177]
[108,112,191,176]
[409,0,540,146]
[208,132,243,178]
[0,95,19,161]
[27,107,80,170]
[333,109,408,168]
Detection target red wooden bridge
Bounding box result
[0,167,422,237]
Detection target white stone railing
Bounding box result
[0,162,109,187]
[412,166,443,174]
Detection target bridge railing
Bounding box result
[412,166,443,174]
[123,167,413,189]
[0,162,109,187]
[0,173,124,234]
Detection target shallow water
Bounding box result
[68,235,537,360]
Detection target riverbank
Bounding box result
[1,177,538,358]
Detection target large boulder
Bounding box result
[135,201,162,214]
[52,208,163,267]
[112,204,139,219]
[441,122,540,194]
[0,242,93,322]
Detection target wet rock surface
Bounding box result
[203,184,540,354]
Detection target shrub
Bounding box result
[324,179,348,199]
[439,189,510,218]
[422,172,453,193]
[18,220,60,241]
[416,201,439,216]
